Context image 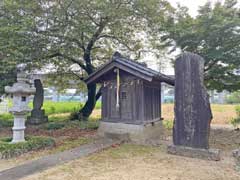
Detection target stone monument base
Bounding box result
[97,121,164,144]
[167,145,221,161]
[27,109,48,125]
[233,149,240,164]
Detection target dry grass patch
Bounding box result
[162,104,237,125]
[21,143,240,180]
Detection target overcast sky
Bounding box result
[168,0,225,17]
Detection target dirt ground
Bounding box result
[0,126,96,172]
[1,106,239,179]
[21,149,240,180]
[20,127,240,180]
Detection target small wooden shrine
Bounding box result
[86,53,173,124]
[85,52,174,126]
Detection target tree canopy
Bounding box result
[0,0,174,117]
[0,0,43,95]
[1,0,240,116]
[164,0,240,91]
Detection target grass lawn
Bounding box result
[41,101,101,115]
[0,101,102,127]
[5,100,102,116]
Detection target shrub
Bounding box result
[44,122,65,130]
[231,106,240,128]
[163,120,173,130]
[0,113,13,127]
[79,120,99,130]
[67,120,99,130]
[231,117,240,128]
[69,107,80,120]
[226,91,240,104]
[0,136,55,159]
[231,106,240,129]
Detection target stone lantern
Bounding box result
[5,72,36,143]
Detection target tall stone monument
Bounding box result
[27,79,48,125]
[167,52,220,160]
[5,72,36,143]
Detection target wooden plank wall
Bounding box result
[101,76,161,124]
[143,83,161,122]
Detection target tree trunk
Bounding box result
[78,28,104,119]
[79,83,97,119]
[78,50,97,119]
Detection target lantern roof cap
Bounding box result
[5,72,36,94]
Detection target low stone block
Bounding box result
[167,144,221,161]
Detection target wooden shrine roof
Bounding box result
[85,52,174,85]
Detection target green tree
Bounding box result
[0,0,44,96]
[164,0,240,91]
[1,0,174,118]
[0,68,16,96]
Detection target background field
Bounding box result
[0,102,237,126]
[31,101,101,115]
[162,104,237,125]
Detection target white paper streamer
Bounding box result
[116,68,120,109]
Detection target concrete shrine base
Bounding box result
[167,144,221,161]
[97,121,165,144]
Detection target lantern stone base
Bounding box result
[167,144,221,161]
[27,109,48,125]
[11,114,26,143]
[11,127,26,143]
[97,121,164,144]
